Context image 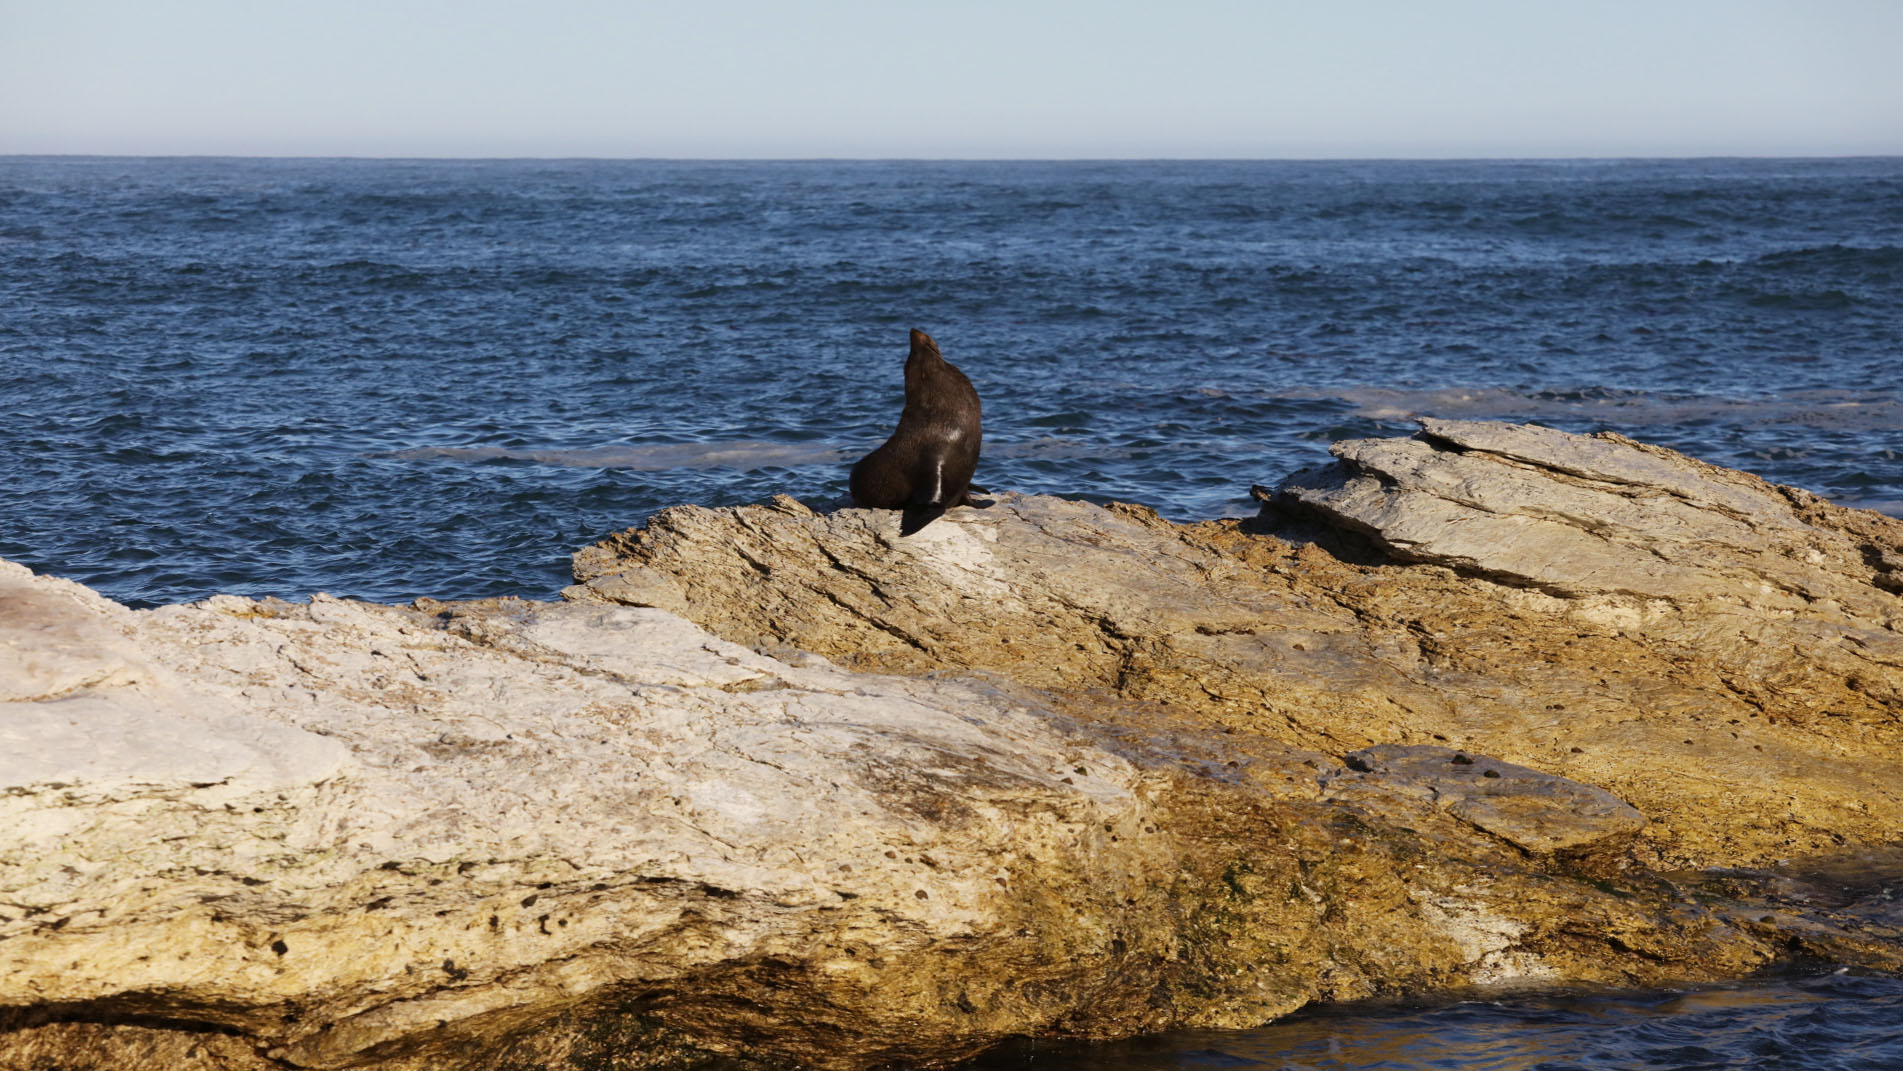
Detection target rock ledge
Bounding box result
[5,421,1901,1070]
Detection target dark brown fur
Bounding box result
[850,329,982,519]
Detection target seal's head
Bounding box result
[905,328,943,392]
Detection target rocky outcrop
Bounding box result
[570,420,1903,873]
[1279,418,1903,621]
[4,421,1901,1070]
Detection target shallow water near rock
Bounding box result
[963,972,1903,1071]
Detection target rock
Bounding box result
[1331,744,1646,853]
[570,423,1903,874]
[5,421,1901,1069]
[2,557,1795,1071]
[0,561,352,813]
[1278,418,1896,619]
[0,561,149,702]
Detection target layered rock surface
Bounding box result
[571,420,1903,872]
[4,421,1901,1070]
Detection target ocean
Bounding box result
[4,156,1901,1067]
[4,157,1900,607]
[965,971,1903,1070]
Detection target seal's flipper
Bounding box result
[959,488,995,509]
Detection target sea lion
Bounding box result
[850,328,983,532]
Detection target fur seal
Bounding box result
[850,328,983,532]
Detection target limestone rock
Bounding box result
[0,557,1703,1071]
[6,421,1902,1070]
[0,561,150,702]
[1330,744,1646,853]
[570,422,1903,871]
[1279,418,1898,622]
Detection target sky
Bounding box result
[3,0,1899,159]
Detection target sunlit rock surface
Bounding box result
[574,421,1903,872]
[4,421,1901,1070]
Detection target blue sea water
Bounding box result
[965,971,1903,1071]
[4,157,1903,1068]
[3,157,1901,608]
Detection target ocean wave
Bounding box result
[985,437,1135,461]
[1327,387,1903,431]
[388,441,849,472]
[303,259,439,288]
[1755,244,1903,271]
[393,437,1131,469]
[1839,495,1903,517]
[1745,289,1856,310]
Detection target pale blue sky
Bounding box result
[3,0,1899,158]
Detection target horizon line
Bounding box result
[6,151,1902,164]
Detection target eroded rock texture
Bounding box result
[4,421,1900,1070]
[571,421,1903,872]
